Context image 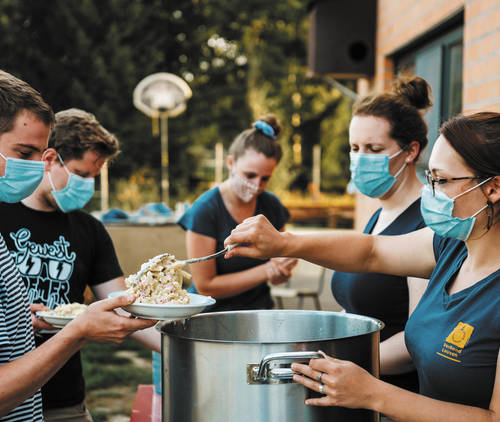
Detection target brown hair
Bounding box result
[441,112,500,176]
[441,112,500,224]
[49,108,119,161]
[0,70,55,134]
[228,114,283,163]
[352,74,432,159]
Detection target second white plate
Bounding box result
[36,312,75,329]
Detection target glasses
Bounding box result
[425,170,485,196]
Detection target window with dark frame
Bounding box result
[394,23,464,177]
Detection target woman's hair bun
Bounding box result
[393,74,433,111]
[256,114,283,139]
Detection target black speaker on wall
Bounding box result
[308,0,376,78]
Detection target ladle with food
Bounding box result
[134,244,239,281]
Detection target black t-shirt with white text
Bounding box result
[0,202,123,410]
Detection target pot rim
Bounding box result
[156,309,384,344]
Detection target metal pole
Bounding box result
[160,115,169,206]
[100,161,109,212]
[215,142,224,185]
[312,144,321,200]
[325,77,359,101]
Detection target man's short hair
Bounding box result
[0,70,55,134]
[49,108,119,161]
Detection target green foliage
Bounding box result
[0,0,352,207]
[81,338,152,390]
[83,362,151,390]
[79,338,153,420]
[320,96,353,192]
[112,167,160,211]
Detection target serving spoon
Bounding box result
[134,244,239,281]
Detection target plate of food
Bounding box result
[108,291,215,320]
[36,303,88,329]
[109,253,215,320]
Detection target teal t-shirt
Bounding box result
[405,234,500,409]
[178,187,289,311]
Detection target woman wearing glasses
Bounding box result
[331,75,432,394]
[225,112,500,421]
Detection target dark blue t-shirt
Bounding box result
[405,235,500,409]
[330,198,425,391]
[178,187,289,312]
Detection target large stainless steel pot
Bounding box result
[158,310,383,422]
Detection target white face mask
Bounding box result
[230,171,259,202]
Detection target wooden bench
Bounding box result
[286,205,354,228]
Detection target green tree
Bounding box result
[0,0,352,207]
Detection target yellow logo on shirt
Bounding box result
[445,322,474,348]
[436,321,475,362]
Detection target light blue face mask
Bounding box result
[49,155,95,212]
[0,152,45,203]
[420,178,492,241]
[349,150,406,198]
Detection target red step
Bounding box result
[130,385,162,422]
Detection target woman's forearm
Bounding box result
[282,230,375,272]
[372,381,495,422]
[194,263,270,299]
[225,215,376,272]
[379,331,415,375]
[292,349,499,422]
[130,325,161,353]
[225,216,435,279]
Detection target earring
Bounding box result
[485,200,494,230]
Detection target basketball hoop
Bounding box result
[133,72,192,118]
[133,73,192,206]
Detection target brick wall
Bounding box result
[374,0,465,91]
[463,0,500,112]
[354,0,500,230]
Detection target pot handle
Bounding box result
[248,351,322,384]
[257,351,322,379]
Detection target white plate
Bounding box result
[107,291,216,320]
[35,312,75,329]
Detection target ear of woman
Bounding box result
[485,176,500,204]
[405,140,421,164]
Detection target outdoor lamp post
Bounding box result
[133,73,192,206]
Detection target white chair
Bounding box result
[271,266,328,310]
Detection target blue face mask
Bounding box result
[349,150,406,198]
[0,152,45,203]
[49,155,95,212]
[420,178,492,241]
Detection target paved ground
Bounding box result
[271,226,346,312]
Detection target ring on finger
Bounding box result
[318,383,324,394]
[317,372,323,383]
